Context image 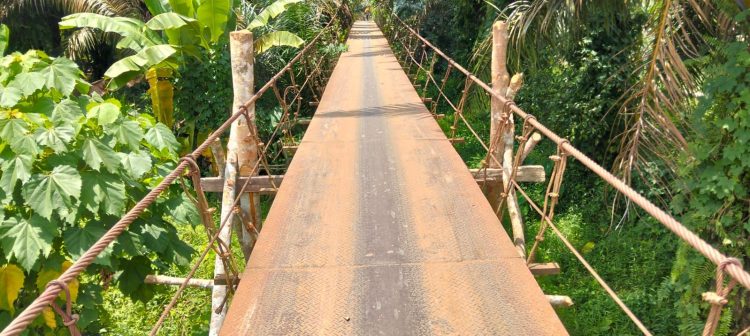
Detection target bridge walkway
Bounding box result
[220,21,567,335]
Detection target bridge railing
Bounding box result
[380,11,749,336]
[0,13,348,336]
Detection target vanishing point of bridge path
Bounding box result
[4,14,750,336]
[220,21,566,335]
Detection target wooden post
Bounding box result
[521,132,543,163]
[489,21,526,258]
[546,295,574,308]
[228,31,260,261]
[502,73,526,258]
[209,30,260,336]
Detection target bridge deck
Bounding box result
[221,21,567,335]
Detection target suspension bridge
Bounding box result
[219,21,565,335]
[2,14,749,336]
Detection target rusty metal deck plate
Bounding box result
[220,21,568,335]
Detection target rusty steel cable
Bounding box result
[270,54,328,163]
[151,21,342,334]
[0,16,339,336]
[401,43,461,114]
[149,50,323,330]
[512,180,653,335]
[389,12,750,291]
[431,64,453,115]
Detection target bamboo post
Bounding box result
[209,30,260,336]
[489,21,526,257]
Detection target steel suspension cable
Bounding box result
[512,180,653,336]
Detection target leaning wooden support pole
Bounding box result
[488,21,525,258]
[521,132,542,163]
[502,73,526,258]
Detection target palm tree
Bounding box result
[476,0,741,201]
[0,0,147,78]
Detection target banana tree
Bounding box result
[237,0,306,54]
[59,0,236,128]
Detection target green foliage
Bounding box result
[0,50,197,333]
[58,0,236,129]
[196,0,232,43]
[0,25,9,57]
[237,0,306,55]
[246,0,304,30]
[254,30,305,54]
[670,36,750,333]
[173,48,232,136]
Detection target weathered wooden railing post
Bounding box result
[489,21,526,258]
[209,30,261,335]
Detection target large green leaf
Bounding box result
[246,0,303,30]
[165,193,200,226]
[145,123,179,153]
[80,172,126,216]
[0,24,8,56]
[0,86,22,108]
[254,31,304,54]
[145,0,171,15]
[0,118,28,142]
[0,152,32,194]
[196,0,231,43]
[106,119,144,150]
[146,13,197,31]
[63,222,111,264]
[139,222,169,253]
[168,0,196,18]
[119,151,152,179]
[104,45,177,89]
[22,165,82,220]
[51,99,85,124]
[7,72,45,96]
[9,133,40,157]
[34,125,75,153]
[81,139,121,173]
[117,256,153,301]
[0,215,56,271]
[37,58,81,96]
[86,101,120,126]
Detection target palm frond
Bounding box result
[611,0,735,199]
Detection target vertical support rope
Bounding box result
[702,258,741,336]
[526,141,568,264]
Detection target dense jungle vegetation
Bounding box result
[380,0,750,335]
[0,0,748,334]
